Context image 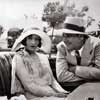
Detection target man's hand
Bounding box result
[60,44,67,56]
[59,44,77,65]
[69,66,76,73]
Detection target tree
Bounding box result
[42,1,89,29]
[42,2,67,57]
[42,2,66,28]
[63,1,94,28]
[98,21,100,29]
[77,6,89,17]
[0,25,4,36]
[86,16,95,28]
[65,5,89,17]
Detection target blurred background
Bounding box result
[0,0,100,51]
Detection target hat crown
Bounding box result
[64,17,85,27]
[59,17,88,35]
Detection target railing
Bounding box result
[0,48,11,52]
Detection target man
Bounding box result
[56,17,100,91]
[8,28,24,48]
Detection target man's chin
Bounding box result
[67,45,74,51]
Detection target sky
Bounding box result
[0,0,100,48]
[75,0,100,21]
[0,0,63,28]
[0,0,100,30]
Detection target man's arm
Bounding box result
[74,44,100,80]
[56,43,82,82]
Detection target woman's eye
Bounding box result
[35,38,39,41]
[28,37,32,39]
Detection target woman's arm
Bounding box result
[52,77,69,94]
[13,55,58,97]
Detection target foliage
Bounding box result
[42,1,90,28]
[65,5,89,17]
[98,21,100,29]
[86,16,95,27]
[64,3,94,28]
[42,2,66,28]
[0,25,4,36]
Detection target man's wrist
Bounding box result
[69,66,76,73]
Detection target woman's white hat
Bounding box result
[59,17,88,35]
[12,28,52,54]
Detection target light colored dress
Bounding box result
[11,49,67,100]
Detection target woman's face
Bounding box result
[25,34,40,52]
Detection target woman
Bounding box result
[11,28,68,100]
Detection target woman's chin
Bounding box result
[29,49,36,52]
[26,48,36,54]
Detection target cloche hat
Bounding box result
[12,28,52,54]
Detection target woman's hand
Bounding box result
[44,85,69,97]
[54,92,69,97]
[10,95,27,100]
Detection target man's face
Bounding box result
[63,33,84,51]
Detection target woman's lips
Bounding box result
[30,45,37,49]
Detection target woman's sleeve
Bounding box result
[43,54,69,93]
[13,55,57,97]
[52,77,69,93]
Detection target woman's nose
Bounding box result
[31,39,38,45]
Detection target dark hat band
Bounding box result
[65,23,85,32]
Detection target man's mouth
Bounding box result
[66,41,71,46]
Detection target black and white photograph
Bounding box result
[0,0,100,100]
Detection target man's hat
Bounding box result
[59,17,88,35]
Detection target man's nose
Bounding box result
[64,38,69,42]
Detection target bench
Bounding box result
[0,52,15,99]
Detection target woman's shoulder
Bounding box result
[13,50,24,60]
[36,52,49,61]
[17,50,24,56]
[36,52,48,57]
